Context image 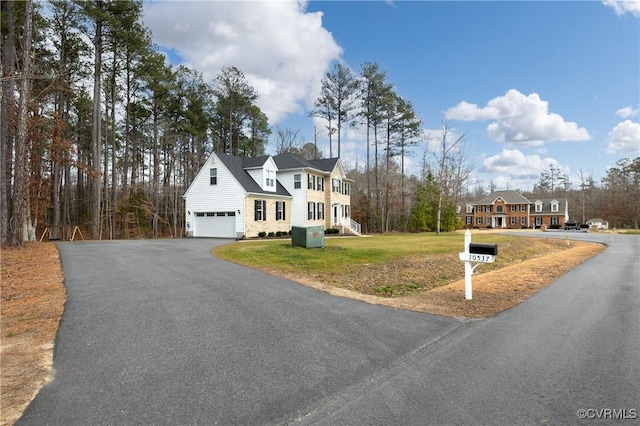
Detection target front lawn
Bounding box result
[214,232,584,297]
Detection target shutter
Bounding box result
[262,200,267,221]
[254,200,259,221]
[283,202,286,220]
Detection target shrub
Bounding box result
[268,231,275,237]
[549,224,561,229]
[258,231,267,238]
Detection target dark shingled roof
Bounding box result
[215,152,290,197]
[476,190,531,205]
[273,152,338,173]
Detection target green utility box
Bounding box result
[291,226,325,248]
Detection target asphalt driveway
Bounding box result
[18,233,639,425]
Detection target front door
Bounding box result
[333,204,340,225]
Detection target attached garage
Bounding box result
[193,212,237,238]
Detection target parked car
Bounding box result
[564,220,580,230]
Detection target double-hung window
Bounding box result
[307,202,316,220]
[210,168,217,185]
[266,170,275,188]
[317,177,324,191]
[275,201,286,221]
[294,174,301,189]
[332,178,340,192]
[317,202,324,220]
[254,200,266,221]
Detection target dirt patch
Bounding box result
[1,242,66,426]
[271,241,605,318]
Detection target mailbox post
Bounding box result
[458,229,498,300]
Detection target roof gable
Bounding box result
[213,152,290,197]
[476,190,531,205]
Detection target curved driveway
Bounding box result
[18,232,639,425]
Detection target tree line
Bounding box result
[2,0,269,246]
[2,1,637,247]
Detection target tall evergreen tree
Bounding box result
[313,63,359,158]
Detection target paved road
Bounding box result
[18,233,639,425]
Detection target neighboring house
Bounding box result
[462,190,569,229]
[183,151,359,238]
[586,218,609,230]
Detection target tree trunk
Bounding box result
[10,0,33,246]
[1,0,16,245]
[90,1,103,240]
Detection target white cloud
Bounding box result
[602,0,640,17]
[446,89,591,145]
[143,0,342,123]
[481,149,563,179]
[616,106,640,118]
[605,120,640,154]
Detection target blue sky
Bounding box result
[143,0,640,192]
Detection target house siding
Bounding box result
[184,151,354,238]
[245,195,291,237]
[184,153,246,237]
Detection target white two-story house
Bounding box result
[183,151,359,238]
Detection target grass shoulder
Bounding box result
[214,231,605,317]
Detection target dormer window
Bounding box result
[551,200,559,212]
[266,170,275,188]
[535,201,543,212]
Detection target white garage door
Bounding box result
[194,212,236,238]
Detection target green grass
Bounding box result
[214,232,525,275]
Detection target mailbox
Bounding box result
[468,243,498,256]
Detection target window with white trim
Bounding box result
[317,202,324,220]
[520,204,526,212]
[521,217,527,226]
[294,174,301,189]
[332,178,340,192]
[551,216,559,225]
[510,216,516,225]
[317,177,324,191]
[535,201,543,212]
[476,217,483,225]
[210,168,217,185]
[510,205,516,212]
[551,202,559,212]
[308,174,315,190]
[275,201,285,221]
[266,170,275,188]
[254,200,266,221]
[307,202,316,220]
